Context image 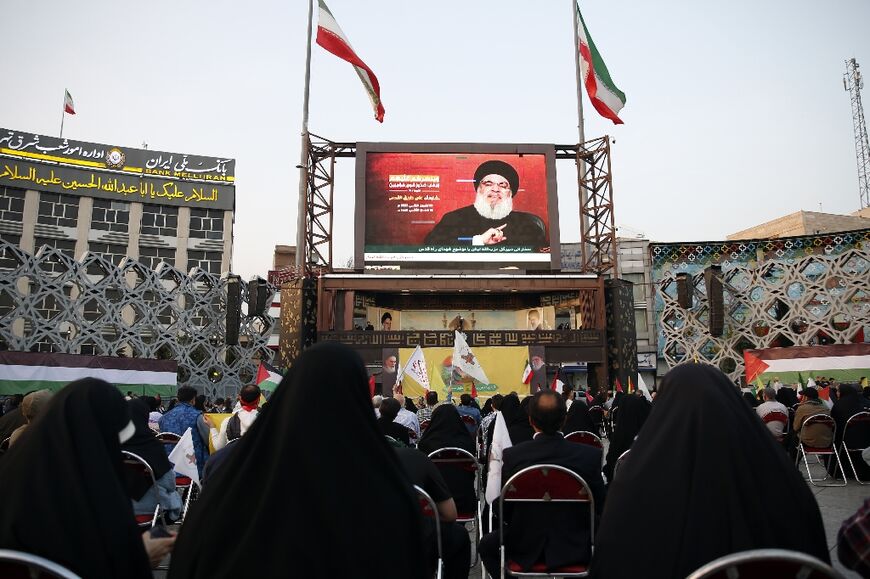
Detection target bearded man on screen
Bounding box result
[424,160,547,248]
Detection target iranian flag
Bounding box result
[0,351,176,395]
[576,3,625,124]
[521,361,533,385]
[316,0,385,122]
[63,89,76,115]
[255,360,283,392]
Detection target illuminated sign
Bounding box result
[355,143,560,270]
[0,127,234,209]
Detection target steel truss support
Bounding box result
[556,136,617,275]
[303,134,355,270]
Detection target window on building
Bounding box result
[0,234,21,270]
[87,242,127,267]
[33,237,76,258]
[622,272,647,304]
[91,199,130,232]
[187,249,222,274]
[140,204,178,237]
[37,193,79,228]
[189,208,224,240]
[0,186,26,223]
[634,308,649,334]
[138,246,176,270]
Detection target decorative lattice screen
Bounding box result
[651,229,870,383]
[0,239,276,397]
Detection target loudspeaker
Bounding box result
[226,276,241,346]
[676,273,692,309]
[705,265,724,337]
[247,278,270,316]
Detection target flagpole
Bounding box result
[59,105,65,139]
[295,0,315,269]
[571,0,586,143]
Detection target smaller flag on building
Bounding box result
[167,427,199,486]
[522,361,533,385]
[63,89,76,115]
[255,361,283,392]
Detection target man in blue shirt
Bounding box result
[158,386,209,477]
[456,393,481,434]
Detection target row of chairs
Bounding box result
[795,412,870,486]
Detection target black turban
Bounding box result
[473,160,519,196]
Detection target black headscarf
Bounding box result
[775,386,798,407]
[503,393,534,445]
[591,364,829,579]
[602,394,650,482]
[123,398,173,481]
[417,404,475,455]
[168,342,425,579]
[563,400,596,434]
[0,378,151,578]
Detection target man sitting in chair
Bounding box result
[479,390,606,577]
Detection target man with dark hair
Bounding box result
[377,397,410,446]
[479,390,606,577]
[417,390,439,423]
[793,387,833,449]
[158,385,209,476]
[457,393,481,433]
[380,312,392,331]
[424,160,547,248]
[206,384,262,451]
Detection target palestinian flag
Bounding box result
[316,0,385,122]
[744,344,870,387]
[0,351,176,395]
[255,360,283,392]
[576,2,625,124]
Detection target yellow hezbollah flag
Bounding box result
[399,346,530,400]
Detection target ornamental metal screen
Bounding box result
[650,229,870,383]
[0,239,275,397]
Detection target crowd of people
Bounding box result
[0,349,869,578]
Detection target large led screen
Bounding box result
[355,143,559,270]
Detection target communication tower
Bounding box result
[844,58,870,209]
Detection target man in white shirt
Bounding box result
[206,384,261,451]
[393,390,421,444]
[755,387,789,440]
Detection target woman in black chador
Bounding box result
[591,364,829,579]
[168,342,426,579]
[0,378,161,578]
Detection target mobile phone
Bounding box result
[149,525,172,538]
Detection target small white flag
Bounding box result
[453,330,489,385]
[167,427,199,486]
[397,345,430,391]
[63,89,76,115]
[636,373,653,402]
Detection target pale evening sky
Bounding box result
[1,0,867,279]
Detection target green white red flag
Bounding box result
[255,360,283,392]
[576,2,625,124]
[63,89,76,115]
[316,0,385,122]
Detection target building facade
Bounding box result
[0,127,235,274]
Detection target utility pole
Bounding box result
[844,58,870,210]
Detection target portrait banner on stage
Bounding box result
[398,345,533,400]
